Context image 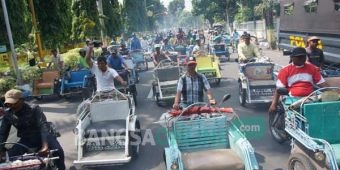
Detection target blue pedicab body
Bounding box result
[60,69,95,98]
[213,44,230,62]
[130,50,148,72]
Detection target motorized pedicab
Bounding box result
[152,59,181,106]
[0,142,60,170]
[130,50,148,72]
[238,57,278,106]
[195,52,222,85]
[158,95,259,170]
[271,87,340,170]
[73,88,141,169]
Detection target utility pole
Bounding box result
[28,0,43,60]
[1,0,22,84]
[96,0,105,43]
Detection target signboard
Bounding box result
[0,45,7,53]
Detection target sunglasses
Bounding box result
[5,101,18,108]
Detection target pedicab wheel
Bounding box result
[35,96,42,101]
[145,62,149,71]
[269,103,290,144]
[133,92,137,106]
[129,120,142,158]
[216,78,221,85]
[238,83,246,106]
[288,153,316,170]
[163,149,167,165]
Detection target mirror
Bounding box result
[277,88,289,95]
[221,94,231,103]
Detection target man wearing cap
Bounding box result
[269,47,328,113]
[173,57,216,110]
[237,33,261,63]
[86,43,127,92]
[0,89,65,169]
[152,44,170,66]
[306,36,324,68]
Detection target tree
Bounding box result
[34,0,72,48]
[255,0,279,49]
[102,0,122,39]
[71,0,101,41]
[122,0,147,34]
[192,0,238,29]
[168,0,184,16]
[145,0,166,31]
[177,11,204,28]
[0,1,30,46]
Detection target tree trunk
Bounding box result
[264,9,276,50]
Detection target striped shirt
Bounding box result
[177,73,211,105]
[276,63,325,97]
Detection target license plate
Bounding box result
[85,136,125,151]
[250,88,274,96]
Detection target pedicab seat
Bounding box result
[62,70,90,88]
[182,149,244,170]
[155,66,180,82]
[35,71,59,89]
[174,115,245,170]
[303,101,340,165]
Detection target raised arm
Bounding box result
[86,44,94,68]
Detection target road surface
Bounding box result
[33,48,291,170]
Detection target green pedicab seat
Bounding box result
[174,116,244,170]
[303,101,340,165]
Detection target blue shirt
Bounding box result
[130,37,142,50]
[107,55,125,70]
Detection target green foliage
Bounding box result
[0,77,16,96]
[145,0,166,31]
[192,0,236,26]
[177,12,204,28]
[34,0,72,49]
[71,0,101,41]
[168,0,184,16]
[61,48,82,69]
[123,0,147,34]
[235,7,252,24]
[0,1,30,46]
[21,67,42,83]
[103,0,122,38]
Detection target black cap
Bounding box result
[291,47,307,57]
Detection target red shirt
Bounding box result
[276,63,325,97]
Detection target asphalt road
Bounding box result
[32,48,291,170]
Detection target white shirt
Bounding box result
[192,45,205,55]
[90,64,119,92]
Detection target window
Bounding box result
[304,0,318,13]
[283,3,294,15]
